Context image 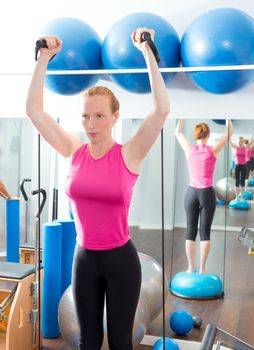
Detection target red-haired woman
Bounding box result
[175,120,233,273]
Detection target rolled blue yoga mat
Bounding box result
[55,219,76,295]
[6,199,20,262]
[42,222,62,338]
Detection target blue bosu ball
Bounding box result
[170,271,223,299]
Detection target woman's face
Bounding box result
[81,95,119,143]
[238,138,244,147]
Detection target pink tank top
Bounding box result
[186,144,216,188]
[65,143,138,250]
[246,147,251,162]
[251,147,254,158]
[235,147,246,165]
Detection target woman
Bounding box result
[244,139,252,193]
[250,139,254,178]
[26,28,169,350]
[230,136,248,200]
[175,120,232,274]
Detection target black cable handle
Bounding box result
[141,32,160,63]
[35,39,56,62]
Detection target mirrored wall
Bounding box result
[1,89,254,347]
[0,118,52,256]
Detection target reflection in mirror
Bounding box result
[166,119,254,346]
[0,118,50,257]
[227,122,254,224]
[172,119,229,279]
[126,118,176,339]
[128,119,166,339]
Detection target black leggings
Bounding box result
[250,158,254,172]
[184,186,216,241]
[235,164,247,187]
[72,240,142,350]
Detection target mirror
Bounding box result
[171,119,228,278]
[0,118,38,254]
[226,120,254,229]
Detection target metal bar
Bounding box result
[0,283,18,320]
[1,64,254,75]
[199,324,217,350]
[217,327,254,350]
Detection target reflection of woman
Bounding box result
[230,137,247,200]
[244,139,252,192]
[250,139,254,178]
[26,29,170,349]
[175,120,232,273]
[0,180,12,199]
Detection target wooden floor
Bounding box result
[41,221,254,349]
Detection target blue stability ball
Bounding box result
[248,177,254,187]
[228,199,250,210]
[42,17,102,95]
[243,191,253,200]
[212,119,225,125]
[153,337,179,350]
[181,8,254,94]
[170,271,223,299]
[169,310,193,336]
[102,12,180,93]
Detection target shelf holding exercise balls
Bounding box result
[181,7,254,94]
[40,17,102,95]
[102,12,180,93]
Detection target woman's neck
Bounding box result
[196,138,208,145]
[88,138,115,158]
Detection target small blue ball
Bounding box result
[153,337,179,350]
[248,178,254,187]
[169,310,193,335]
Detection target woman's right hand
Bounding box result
[131,28,155,54]
[37,35,62,60]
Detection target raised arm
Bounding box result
[175,119,191,153]
[26,36,83,158]
[122,28,170,173]
[212,119,234,156]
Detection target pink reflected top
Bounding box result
[186,144,216,189]
[235,146,246,165]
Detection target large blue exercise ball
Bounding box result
[181,8,254,94]
[153,337,179,350]
[41,17,102,95]
[169,310,194,336]
[212,119,226,125]
[102,12,180,93]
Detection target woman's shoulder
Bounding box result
[69,143,87,164]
